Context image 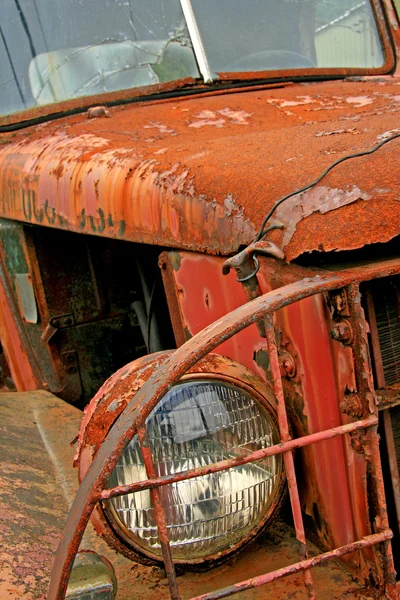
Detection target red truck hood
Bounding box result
[0,79,400,261]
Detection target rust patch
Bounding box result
[48,258,400,600]
[1,80,400,258]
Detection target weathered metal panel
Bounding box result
[0,226,41,390]
[0,391,371,600]
[160,250,381,578]
[1,80,400,258]
[0,391,79,599]
[47,257,400,600]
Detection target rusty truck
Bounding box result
[0,1,400,599]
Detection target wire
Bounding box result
[255,131,400,242]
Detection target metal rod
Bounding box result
[364,427,398,600]
[187,530,393,600]
[101,415,378,501]
[264,313,315,599]
[48,259,400,600]
[383,409,400,533]
[363,288,386,388]
[138,427,181,600]
[179,0,213,83]
[346,284,397,599]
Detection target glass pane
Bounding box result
[191,0,384,74]
[108,381,282,561]
[0,0,199,117]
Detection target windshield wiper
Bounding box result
[179,0,213,84]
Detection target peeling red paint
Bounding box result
[47,257,400,600]
[160,251,383,579]
[1,80,400,259]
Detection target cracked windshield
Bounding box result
[1,0,385,117]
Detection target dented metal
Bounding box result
[47,257,400,600]
[0,80,400,259]
[0,4,399,599]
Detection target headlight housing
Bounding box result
[77,353,285,567]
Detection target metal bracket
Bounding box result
[326,288,350,319]
[330,319,354,346]
[222,241,285,338]
[41,313,75,343]
[60,350,79,375]
[222,240,285,282]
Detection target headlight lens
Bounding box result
[106,379,282,563]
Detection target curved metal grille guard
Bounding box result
[48,257,400,600]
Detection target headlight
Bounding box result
[77,354,285,567]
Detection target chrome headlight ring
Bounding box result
[76,352,286,568]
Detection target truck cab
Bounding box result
[0,2,400,599]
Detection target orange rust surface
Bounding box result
[47,258,400,600]
[163,251,375,579]
[0,262,39,391]
[0,391,374,600]
[1,79,400,259]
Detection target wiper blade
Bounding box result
[179,0,213,84]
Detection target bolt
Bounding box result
[330,291,346,313]
[330,321,353,345]
[51,319,60,328]
[65,353,74,362]
[67,365,77,374]
[340,393,362,417]
[64,317,73,326]
[279,352,296,378]
[350,430,365,454]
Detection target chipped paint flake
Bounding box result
[223,193,244,218]
[315,128,360,137]
[154,147,169,155]
[345,96,374,108]
[143,122,176,135]
[377,128,400,140]
[189,118,226,129]
[217,108,252,124]
[275,185,372,247]
[267,95,315,108]
[188,107,252,128]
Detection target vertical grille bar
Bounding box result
[363,277,400,576]
[365,276,400,387]
[383,409,400,533]
[264,313,316,600]
[47,258,400,600]
[138,426,181,600]
[347,284,397,599]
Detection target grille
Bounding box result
[369,276,400,386]
[366,275,400,579]
[391,405,400,469]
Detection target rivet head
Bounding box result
[279,352,297,378]
[330,321,353,346]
